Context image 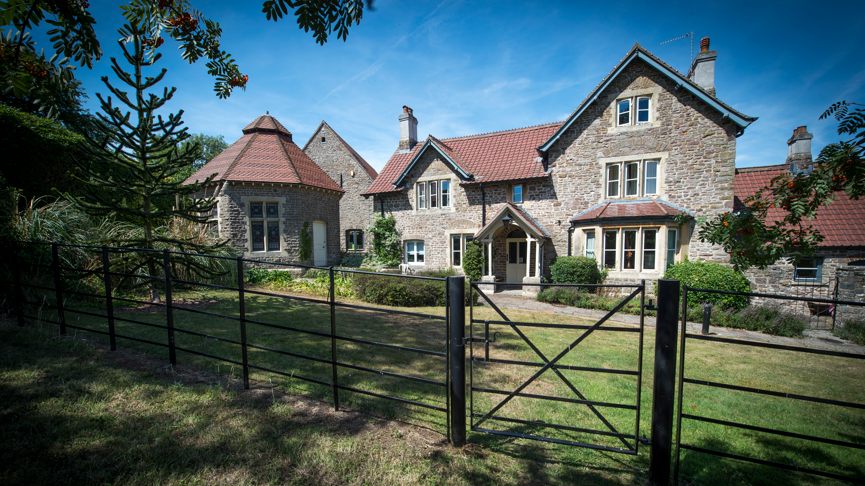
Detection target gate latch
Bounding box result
[462,331,500,346]
[644,299,658,311]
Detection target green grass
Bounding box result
[5,284,865,485]
[834,319,865,345]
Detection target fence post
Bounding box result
[648,279,680,485]
[52,243,66,335]
[162,249,176,366]
[329,266,339,411]
[11,241,24,327]
[237,257,249,389]
[448,276,466,446]
[702,304,711,335]
[101,246,116,350]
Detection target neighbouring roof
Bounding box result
[734,165,865,248]
[183,114,343,193]
[364,122,562,196]
[302,121,378,181]
[475,202,552,240]
[538,43,758,152]
[570,198,690,223]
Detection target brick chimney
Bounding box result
[787,126,813,172]
[398,105,418,151]
[688,37,717,96]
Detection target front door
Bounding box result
[506,238,527,282]
[313,221,327,266]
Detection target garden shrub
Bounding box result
[834,319,865,345]
[417,268,457,278]
[549,256,603,287]
[536,287,582,306]
[662,260,751,310]
[714,304,808,337]
[352,273,477,307]
[366,214,401,267]
[462,240,484,282]
[340,252,366,267]
[246,268,292,285]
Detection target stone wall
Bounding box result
[376,57,739,286]
[836,266,865,324]
[216,182,341,267]
[303,123,375,255]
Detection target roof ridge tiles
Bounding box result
[735,164,789,173]
[277,135,303,184]
[440,121,564,142]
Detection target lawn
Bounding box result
[3,282,864,485]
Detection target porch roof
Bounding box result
[474,203,551,240]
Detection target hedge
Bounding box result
[352,273,477,307]
[549,256,603,287]
[662,260,751,310]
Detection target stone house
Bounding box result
[183,114,343,266]
[738,126,865,322]
[302,121,378,256]
[363,39,757,294]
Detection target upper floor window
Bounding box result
[606,159,660,198]
[321,136,326,143]
[513,184,523,204]
[250,202,279,252]
[346,230,364,251]
[617,96,651,127]
[405,240,425,264]
[415,180,451,210]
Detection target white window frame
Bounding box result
[606,164,620,198]
[667,228,678,269]
[405,240,425,264]
[642,229,657,271]
[441,180,450,207]
[605,159,661,199]
[636,96,651,124]
[624,161,640,197]
[644,160,659,196]
[513,184,524,204]
[430,181,438,208]
[585,230,596,260]
[617,99,631,126]
[622,229,638,271]
[603,229,618,270]
[249,201,280,252]
[417,182,426,209]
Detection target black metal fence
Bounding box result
[674,285,865,484]
[3,240,455,442]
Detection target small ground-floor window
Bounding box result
[451,234,474,267]
[794,257,823,281]
[346,230,364,251]
[250,202,280,252]
[405,240,425,264]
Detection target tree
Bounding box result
[691,101,864,270]
[172,133,228,182]
[0,0,367,117]
[70,22,224,300]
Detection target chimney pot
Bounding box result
[689,37,717,96]
[700,37,710,53]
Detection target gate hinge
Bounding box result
[638,436,651,445]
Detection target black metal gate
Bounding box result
[467,281,647,454]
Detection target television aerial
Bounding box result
[660,32,694,66]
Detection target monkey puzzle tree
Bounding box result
[71,22,224,300]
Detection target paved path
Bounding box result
[478,293,865,355]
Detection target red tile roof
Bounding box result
[302,121,378,180]
[364,122,562,195]
[734,165,865,247]
[184,115,343,192]
[570,199,686,222]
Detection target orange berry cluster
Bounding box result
[228,74,248,87]
[143,37,165,48]
[22,60,48,78]
[168,12,198,31]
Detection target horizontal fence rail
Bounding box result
[4,240,454,442]
[675,284,865,485]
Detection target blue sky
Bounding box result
[54,0,865,171]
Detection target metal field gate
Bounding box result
[466,281,648,454]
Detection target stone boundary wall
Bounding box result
[836,266,865,325]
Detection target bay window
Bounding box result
[585,231,596,259]
[622,230,637,270]
[667,229,678,269]
[643,229,657,271]
[604,230,617,269]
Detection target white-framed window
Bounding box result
[603,230,617,269]
[513,184,523,204]
[451,234,474,267]
[441,180,450,207]
[617,99,631,126]
[346,230,364,251]
[645,161,658,195]
[250,202,280,252]
[405,240,425,264]
[585,230,596,259]
[636,96,651,124]
[667,228,678,269]
[430,181,438,208]
[622,229,637,270]
[606,164,620,198]
[606,159,661,199]
[417,182,426,209]
[643,229,657,271]
[617,95,652,126]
